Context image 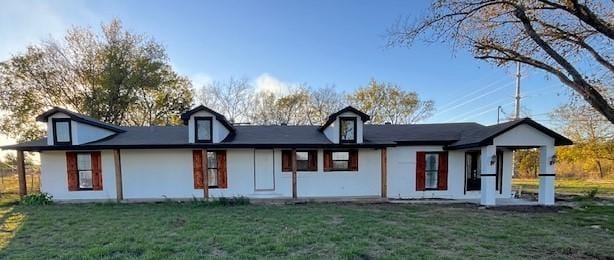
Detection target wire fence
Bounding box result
[0,167,41,197]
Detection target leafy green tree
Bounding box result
[348,79,434,124]
[0,19,193,141]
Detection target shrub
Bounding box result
[194,196,250,206]
[21,193,53,205]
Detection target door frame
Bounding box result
[464,151,481,194]
[253,149,276,191]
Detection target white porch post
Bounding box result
[480,145,497,206]
[539,145,556,205]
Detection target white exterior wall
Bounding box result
[187,111,230,143]
[41,148,383,201]
[293,148,381,197]
[323,112,364,144]
[40,150,117,201]
[386,146,514,200]
[46,113,115,145]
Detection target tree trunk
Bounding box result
[596,160,604,179]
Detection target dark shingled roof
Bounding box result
[2,109,572,151]
[35,107,125,133]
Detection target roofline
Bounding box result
[319,106,370,131]
[35,107,125,133]
[1,143,391,151]
[180,105,235,132]
[445,118,573,150]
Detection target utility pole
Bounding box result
[514,62,521,119]
[497,105,502,124]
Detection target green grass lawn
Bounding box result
[513,178,614,197]
[0,201,612,259]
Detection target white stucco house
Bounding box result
[2,105,572,206]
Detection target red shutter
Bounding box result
[349,150,359,171]
[281,150,292,172]
[438,151,448,190]
[192,150,204,189]
[66,152,78,191]
[217,151,227,188]
[308,151,317,171]
[416,152,426,191]
[323,150,332,172]
[91,152,103,190]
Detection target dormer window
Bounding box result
[339,117,357,143]
[52,118,72,145]
[195,117,213,143]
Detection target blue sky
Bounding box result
[1,0,573,128]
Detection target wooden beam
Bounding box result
[16,150,26,198]
[381,148,387,198]
[291,148,297,199]
[113,149,123,202]
[203,149,209,200]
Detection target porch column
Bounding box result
[17,150,27,198]
[291,148,297,199]
[480,145,497,206]
[381,148,387,198]
[538,145,556,205]
[203,149,209,200]
[113,149,123,202]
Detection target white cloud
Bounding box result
[253,73,296,96]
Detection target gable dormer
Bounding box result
[36,107,125,146]
[180,105,235,143]
[319,106,370,144]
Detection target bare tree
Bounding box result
[348,79,435,124]
[388,0,614,123]
[198,77,253,123]
[307,86,345,125]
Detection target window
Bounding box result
[339,117,357,143]
[77,153,93,190]
[425,153,439,189]
[53,118,72,145]
[332,152,350,170]
[207,152,218,187]
[296,152,309,170]
[324,150,358,171]
[281,150,317,171]
[195,117,212,143]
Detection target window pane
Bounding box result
[340,119,355,141]
[55,121,70,142]
[197,119,211,140]
[208,169,218,186]
[297,160,309,170]
[207,152,217,168]
[77,154,91,170]
[332,161,349,169]
[332,152,349,160]
[425,154,439,171]
[425,171,438,189]
[296,152,308,161]
[79,170,93,189]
